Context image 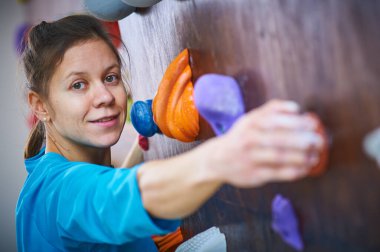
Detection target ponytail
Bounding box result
[24,120,45,159]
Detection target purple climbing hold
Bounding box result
[271,194,304,251]
[194,74,245,136]
[14,23,31,56]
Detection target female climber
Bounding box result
[16,14,323,251]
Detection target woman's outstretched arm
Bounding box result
[137,100,323,219]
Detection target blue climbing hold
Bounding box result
[130,99,160,137]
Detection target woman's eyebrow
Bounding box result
[64,63,120,80]
[64,71,86,81]
[105,63,120,72]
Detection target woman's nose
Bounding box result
[92,83,115,107]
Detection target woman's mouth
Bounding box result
[90,115,119,127]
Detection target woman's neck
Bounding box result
[45,134,112,166]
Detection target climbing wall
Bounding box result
[119,0,380,251]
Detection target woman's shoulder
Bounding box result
[25,147,115,176]
[25,147,68,173]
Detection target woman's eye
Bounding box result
[72,82,86,90]
[105,74,119,84]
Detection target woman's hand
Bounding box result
[138,99,324,219]
[205,99,324,187]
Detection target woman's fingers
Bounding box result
[220,99,326,187]
[249,166,310,186]
[244,112,317,131]
[248,147,320,168]
[247,130,323,151]
[260,100,300,114]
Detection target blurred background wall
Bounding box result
[0,1,84,250]
[0,1,27,251]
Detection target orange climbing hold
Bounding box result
[308,113,329,177]
[152,49,199,142]
[152,227,183,252]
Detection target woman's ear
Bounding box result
[28,91,50,122]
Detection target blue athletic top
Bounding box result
[16,148,180,251]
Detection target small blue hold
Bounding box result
[130,99,160,137]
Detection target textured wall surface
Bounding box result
[119,1,380,251]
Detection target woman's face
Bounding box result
[46,39,127,149]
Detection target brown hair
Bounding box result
[23,14,123,159]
